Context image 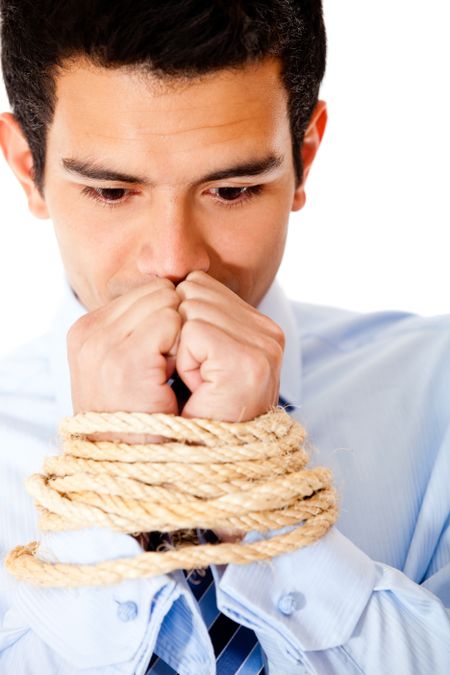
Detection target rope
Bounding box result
[5,408,338,588]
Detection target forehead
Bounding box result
[48,56,291,179]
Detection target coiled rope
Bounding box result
[5,407,338,587]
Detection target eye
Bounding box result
[215,187,248,201]
[95,188,126,202]
[81,186,130,208]
[81,185,137,209]
[211,185,263,208]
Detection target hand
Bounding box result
[176,271,285,422]
[67,277,181,442]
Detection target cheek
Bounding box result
[246,203,290,296]
[47,184,121,254]
[234,207,287,270]
[46,193,128,291]
[215,209,288,304]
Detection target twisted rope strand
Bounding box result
[44,452,307,499]
[34,490,336,534]
[59,409,299,446]
[43,448,308,483]
[28,467,330,528]
[59,424,306,463]
[6,512,337,588]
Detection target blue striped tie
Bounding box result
[146,555,266,674]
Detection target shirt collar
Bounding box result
[49,276,302,419]
[49,277,87,419]
[257,280,302,407]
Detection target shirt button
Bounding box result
[277,592,304,616]
[117,600,139,622]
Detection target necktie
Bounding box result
[146,551,266,674]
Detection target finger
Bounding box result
[177,273,284,347]
[70,288,180,362]
[101,277,175,322]
[123,307,182,366]
[98,308,182,412]
[178,297,283,352]
[177,271,250,310]
[100,287,181,343]
[76,277,176,333]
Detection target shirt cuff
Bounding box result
[215,526,378,653]
[9,528,177,669]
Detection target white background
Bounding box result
[0,0,449,357]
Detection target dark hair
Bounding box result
[0,0,326,195]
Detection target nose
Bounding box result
[136,192,210,284]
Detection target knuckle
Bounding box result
[148,276,175,291]
[159,277,176,289]
[272,322,285,348]
[247,350,273,385]
[66,315,91,350]
[158,286,181,308]
[180,317,205,338]
[159,306,182,329]
[74,331,103,369]
[150,307,182,340]
[178,297,201,319]
[176,278,196,300]
[262,316,285,348]
[186,270,206,283]
[268,337,284,364]
[66,324,79,351]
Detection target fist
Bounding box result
[67,278,181,442]
[176,272,284,421]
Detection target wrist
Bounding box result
[212,528,246,543]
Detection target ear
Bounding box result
[0,112,49,219]
[291,100,328,212]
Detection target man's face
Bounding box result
[40,56,305,310]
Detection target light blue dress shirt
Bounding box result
[1,277,449,674]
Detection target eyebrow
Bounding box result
[61,153,284,185]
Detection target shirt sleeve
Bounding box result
[215,526,450,673]
[0,528,179,673]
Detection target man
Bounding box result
[0,1,449,673]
